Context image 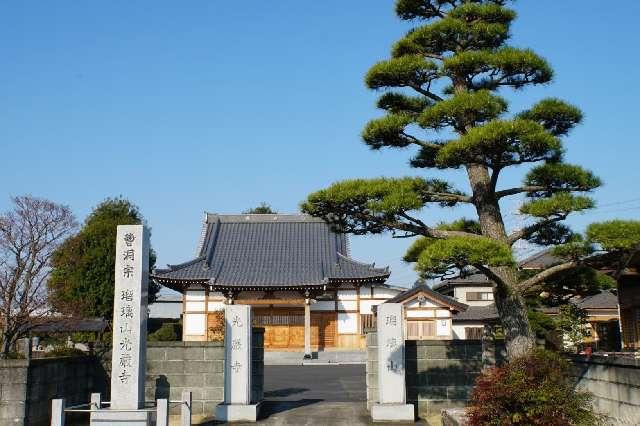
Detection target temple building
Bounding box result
[152,213,403,352]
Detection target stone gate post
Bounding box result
[371,303,414,422]
[214,305,261,422]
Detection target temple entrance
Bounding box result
[253,308,337,350]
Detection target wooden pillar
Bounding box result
[304,291,312,359]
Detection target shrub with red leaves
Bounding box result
[466,350,600,425]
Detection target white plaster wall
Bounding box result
[436,309,451,318]
[184,313,206,335]
[407,310,435,318]
[405,299,439,308]
[453,286,494,306]
[360,300,383,314]
[185,290,206,301]
[373,287,401,299]
[452,322,485,339]
[208,292,224,299]
[337,290,358,300]
[207,301,225,311]
[338,312,358,334]
[185,301,206,312]
[436,319,451,336]
[337,300,358,311]
[360,286,373,298]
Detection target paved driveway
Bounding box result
[208,365,424,425]
[264,365,366,402]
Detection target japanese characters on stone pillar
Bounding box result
[110,225,149,410]
[225,305,252,404]
[215,305,261,422]
[371,303,414,422]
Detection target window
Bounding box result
[407,320,436,340]
[465,327,484,340]
[466,292,493,301]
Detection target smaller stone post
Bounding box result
[181,390,192,426]
[481,324,496,369]
[156,399,168,426]
[214,305,262,422]
[90,393,101,410]
[51,398,65,426]
[371,303,414,422]
[23,337,32,362]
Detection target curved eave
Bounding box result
[327,274,390,285]
[151,275,329,293]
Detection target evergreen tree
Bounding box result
[48,198,158,322]
[302,0,637,357]
[243,202,278,214]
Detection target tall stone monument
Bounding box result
[91,225,150,425]
[215,305,261,422]
[371,303,414,422]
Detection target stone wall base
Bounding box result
[90,409,153,425]
[215,402,262,422]
[371,403,415,422]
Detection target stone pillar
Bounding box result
[91,225,151,425]
[215,305,261,422]
[371,303,414,422]
[482,324,496,369]
[304,300,312,359]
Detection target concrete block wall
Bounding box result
[146,341,225,417]
[0,359,28,424]
[366,332,502,419]
[0,329,265,425]
[570,355,640,424]
[0,356,106,426]
[145,328,264,419]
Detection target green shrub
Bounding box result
[467,350,601,425]
[5,351,25,359]
[148,322,180,341]
[44,347,87,358]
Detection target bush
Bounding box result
[467,350,600,425]
[44,347,87,358]
[148,322,180,341]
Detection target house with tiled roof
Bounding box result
[376,281,500,340]
[152,213,404,352]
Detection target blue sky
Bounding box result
[2,1,639,289]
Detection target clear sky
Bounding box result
[2,1,639,289]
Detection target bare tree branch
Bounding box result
[0,196,77,358]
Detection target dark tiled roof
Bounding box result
[432,271,494,291]
[32,318,109,333]
[453,305,499,322]
[153,214,389,290]
[519,249,563,269]
[578,290,618,310]
[384,285,468,311]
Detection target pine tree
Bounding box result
[301,0,626,358]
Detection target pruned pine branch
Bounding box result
[507,214,567,245]
[410,84,444,102]
[518,260,578,292]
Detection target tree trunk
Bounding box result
[0,330,13,359]
[466,163,536,359]
[493,273,536,358]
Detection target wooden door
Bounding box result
[311,312,337,349]
[254,307,304,349]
